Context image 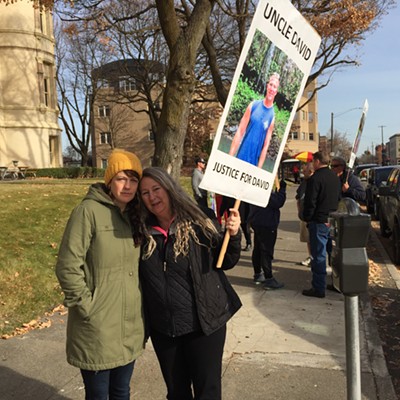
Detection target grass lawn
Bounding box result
[0,177,193,336]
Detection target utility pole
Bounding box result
[379,125,386,165]
[330,112,334,155]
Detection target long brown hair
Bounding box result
[139,167,218,259]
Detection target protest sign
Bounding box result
[348,99,369,169]
[200,0,321,207]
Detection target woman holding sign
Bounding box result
[229,72,280,168]
[138,167,241,400]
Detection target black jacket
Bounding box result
[340,170,366,203]
[303,166,340,223]
[139,220,242,337]
[248,181,286,229]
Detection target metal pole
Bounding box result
[379,125,386,165]
[330,112,334,155]
[345,295,361,400]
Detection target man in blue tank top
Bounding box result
[229,72,280,168]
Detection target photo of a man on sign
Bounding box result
[228,72,280,168]
[218,29,303,174]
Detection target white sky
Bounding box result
[317,4,400,156]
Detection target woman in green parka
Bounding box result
[56,149,145,400]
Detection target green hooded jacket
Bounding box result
[56,183,145,370]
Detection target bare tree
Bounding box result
[332,130,353,160]
[55,19,113,166]
[6,0,394,176]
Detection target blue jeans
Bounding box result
[308,222,330,293]
[80,361,135,400]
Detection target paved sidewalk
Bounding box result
[0,185,398,399]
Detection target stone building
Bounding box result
[90,59,164,169]
[287,79,319,155]
[91,58,318,169]
[0,2,62,169]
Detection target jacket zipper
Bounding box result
[162,236,176,336]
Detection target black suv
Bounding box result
[366,166,397,219]
[378,167,400,264]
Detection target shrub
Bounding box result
[34,167,105,179]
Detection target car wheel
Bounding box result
[393,224,400,265]
[380,211,391,238]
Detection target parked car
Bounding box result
[365,165,397,219]
[353,163,379,177]
[378,167,400,264]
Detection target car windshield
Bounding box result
[375,168,393,185]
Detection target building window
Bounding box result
[119,76,136,92]
[302,111,307,121]
[100,132,111,144]
[301,132,306,140]
[44,77,49,106]
[291,131,298,140]
[101,159,108,169]
[35,7,52,37]
[148,130,154,141]
[42,62,55,108]
[97,79,110,88]
[309,132,314,141]
[308,112,314,122]
[98,105,110,117]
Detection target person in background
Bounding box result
[302,151,340,298]
[331,156,366,204]
[191,156,208,208]
[138,167,242,400]
[296,162,314,267]
[327,156,366,279]
[248,179,287,289]
[229,72,280,168]
[56,149,145,400]
[292,163,300,184]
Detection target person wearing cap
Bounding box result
[138,167,242,400]
[191,156,208,208]
[56,149,145,400]
[331,156,366,203]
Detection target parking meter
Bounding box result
[329,198,371,296]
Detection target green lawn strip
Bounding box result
[0,177,193,336]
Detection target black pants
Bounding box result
[195,195,208,209]
[241,222,252,246]
[252,226,277,279]
[151,325,227,400]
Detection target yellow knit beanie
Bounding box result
[104,149,142,185]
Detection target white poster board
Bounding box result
[348,99,369,169]
[200,0,321,207]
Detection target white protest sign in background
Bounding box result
[200,0,321,207]
[348,99,369,170]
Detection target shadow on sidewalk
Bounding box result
[0,366,71,400]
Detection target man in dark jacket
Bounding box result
[248,179,286,290]
[302,152,340,298]
[331,156,366,203]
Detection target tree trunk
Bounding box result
[154,0,215,179]
[153,59,195,178]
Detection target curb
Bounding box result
[360,228,399,399]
